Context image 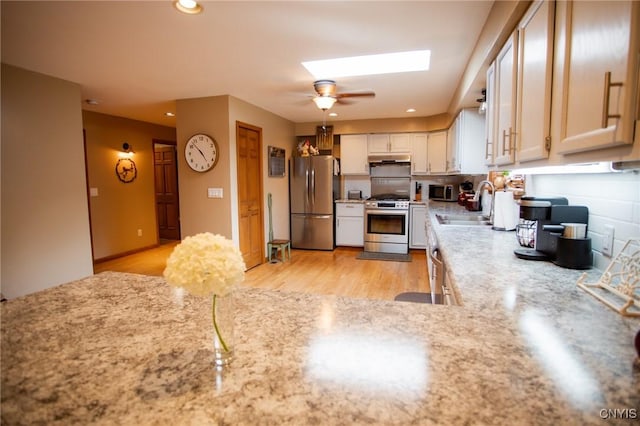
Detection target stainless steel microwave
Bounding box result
[428,184,457,202]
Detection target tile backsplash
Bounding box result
[527,171,640,271]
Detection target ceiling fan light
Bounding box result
[313,96,337,110]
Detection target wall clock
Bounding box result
[115,158,137,183]
[185,133,219,172]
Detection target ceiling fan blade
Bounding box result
[335,98,354,105]
[336,91,375,99]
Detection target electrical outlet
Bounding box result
[602,225,614,257]
[137,229,142,237]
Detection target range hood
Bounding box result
[367,153,411,164]
[369,154,411,178]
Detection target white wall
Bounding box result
[528,172,640,271]
[1,65,94,299]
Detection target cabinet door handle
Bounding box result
[502,127,514,154]
[602,71,622,128]
[502,129,508,155]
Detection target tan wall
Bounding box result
[448,1,531,115]
[176,96,233,239]
[175,95,295,249]
[228,96,296,245]
[1,64,93,299]
[83,111,176,260]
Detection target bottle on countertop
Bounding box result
[415,182,422,201]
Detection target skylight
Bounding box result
[302,50,431,79]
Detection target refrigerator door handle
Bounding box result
[305,168,310,211]
[310,168,316,209]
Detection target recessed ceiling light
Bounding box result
[173,0,202,15]
[406,108,416,113]
[302,50,430,79]
[165,112,176,117]
[85,99,99,105]
[328,112,338,117]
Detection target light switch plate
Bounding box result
[602,224,614,257]
[207,188,223,198]
[89,187,99,197]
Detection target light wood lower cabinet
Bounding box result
[409,204,427,249]
[336,203,364,247]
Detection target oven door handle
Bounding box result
[365,209,409,216]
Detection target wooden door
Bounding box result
[154,143,180,240]
[236,122,264,269]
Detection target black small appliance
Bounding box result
[514,196,593,269]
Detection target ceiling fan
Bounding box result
[311,80,375,110]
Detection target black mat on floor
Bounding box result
[356,251,412,262]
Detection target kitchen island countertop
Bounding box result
[2,204,639,423]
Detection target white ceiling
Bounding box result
[1,1,494,127]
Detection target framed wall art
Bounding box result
[268,146,286,177]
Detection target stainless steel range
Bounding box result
[364,195,410,254]
[364,156,411,254]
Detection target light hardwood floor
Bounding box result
[94,243,430,301]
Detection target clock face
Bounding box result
[185,133,219,172]
[115,158,137,183]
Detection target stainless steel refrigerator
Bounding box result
[290,155,339,250]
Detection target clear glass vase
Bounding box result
[212,291,235,366]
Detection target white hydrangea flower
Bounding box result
[163,233,246,296]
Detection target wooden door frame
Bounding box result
[236,121,265,265]
[152,139,180,242]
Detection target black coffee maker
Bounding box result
[514,196,592,269]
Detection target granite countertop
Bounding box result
[425,201,640,419]
[2,209,639,424]
[335,199,365,203]
[335,199,426,205]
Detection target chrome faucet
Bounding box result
[473,180,495,224]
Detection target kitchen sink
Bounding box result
[435,213,491,226]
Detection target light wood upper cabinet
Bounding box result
[485,61,497,166]
[448,109,487,174]
[367,134,390,154]
[409,133,428,175]
[557,0,638,154]
[486,1,554,167]
[427,130,447,174]
[389,133,412,153]
[516,0,554,163]
[340,134,369,175]
[494,31,518,166]
[368,133,411,154]
[446,115,459,173]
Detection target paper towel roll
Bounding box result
[493,191,519,231]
